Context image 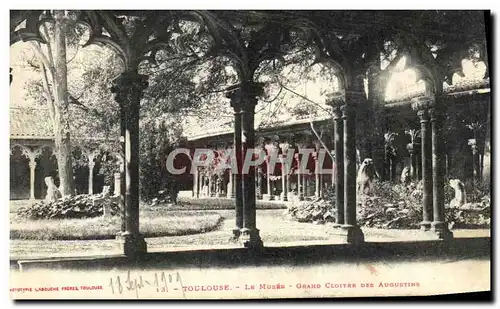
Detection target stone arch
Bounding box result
[10,145,30,200]
[35,146,58,199]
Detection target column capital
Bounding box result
[345,90,366,103]
[226,81,264,111]
[326,92,345,108]
[417,109,430,122]
[110,71,149,108]
[340,104,354,119]
[411,96,435,112]
[29,160,37,169]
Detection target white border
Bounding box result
[2,2,498,308]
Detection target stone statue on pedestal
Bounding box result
[44,176,62,202]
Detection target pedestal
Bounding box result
[116,232,147,257]
[340,224,365,244]
[240,228,264,249]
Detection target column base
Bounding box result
[420,221,432,231]
[340,224,365,244]
[280,193,288,202]
[232,228,241,238]
[240,228,264,249]
[116,232,147,257]
[263,194,274,201]
[332,222,344,228]
[256,195,263,200]
[431,222,454,240]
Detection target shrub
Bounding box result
[286,198,336,223]
[16,194,120,220]
[285,179,491,230]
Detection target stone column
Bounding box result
[286,166,292,198]
[280,157,287,201]
[430,107,453,240]
[340,101,364,243]
[229,97,244,237]
[193,166,198,198]
[111,71,148,256]
[331,102,344,228]
[266,162,273,200]
[302,174,309,200]
[415,145,422,180]
[256,166,263,200]
[208,175,213,197]
[411,97,434,231]
[318,173,323,198]
[88,161,95,195]
[314,153,320,198]
[29,159,37,200]
[215,176,221,198]
[114,173,121,196]
[296,154,304,201]
[227,169,233,198]
[239,83,263,248]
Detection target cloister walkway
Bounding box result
[10,208,490,261]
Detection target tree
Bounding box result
[21,10,86,196]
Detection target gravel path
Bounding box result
[10,209,490,260]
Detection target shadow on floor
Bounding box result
[12,237,491,272]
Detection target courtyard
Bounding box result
[9,200,490,261]
[8,10,492,299]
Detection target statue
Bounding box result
[449,179,466,208]
[357,158,376,195]
[401,166,411,185]
[44,176,62,202]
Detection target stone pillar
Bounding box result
[111,71,148,256]
[279,157,286,201]
[114,173,121,196]
[88,161,95,195]
[302,174,309,200]
[193,166,198,198]
[215,176,221,198]
[314,153,320,198]
[239,83,263,248]
[229,98,243,237]
[340,101,364,243]
[318,173,323,198]
[208,175,213,197]
[286,166,292,198]
[296,155,304,201]
[416,145,422,180]
[265,162,271,199]
[430,107,453,240]
[332,103,344,228]
[256,166,263,200]
[412,97,434,231]
[29,159,37,200]
[227,170,234,198]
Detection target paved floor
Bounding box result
[10,209,491,260]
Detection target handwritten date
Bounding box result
[109,271,183,298]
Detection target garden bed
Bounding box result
[10,211,223,241]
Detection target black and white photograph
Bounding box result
[7,8,492,300]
